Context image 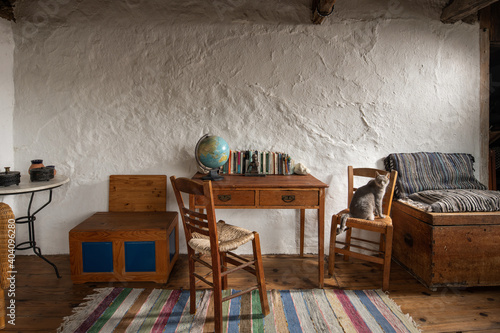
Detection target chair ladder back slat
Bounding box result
[183,208,209,227]
[184,208,208,220]
[183,215,210,237]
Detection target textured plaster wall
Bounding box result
[0,20,15,208]
[8,0,481,255]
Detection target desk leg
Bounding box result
[300,209,305,257]
[318,188,325,288]
[15,190,61,278]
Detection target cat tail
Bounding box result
[336,213,351,235]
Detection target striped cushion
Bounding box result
[384,152,486,199]
[409,189,500,213]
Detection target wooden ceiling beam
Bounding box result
[312,0,337,24]
[441,0,498,23]
[0,0,15,22]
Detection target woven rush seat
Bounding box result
[190,220,254,254]
[335,209,392,228]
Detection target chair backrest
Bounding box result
[170,176,219,253]
[347,166,398,216]
[109,175,167,212]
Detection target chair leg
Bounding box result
[252,232,270,316]
[188,248,197,314]
[213,287,223,333]
[343,224,353,262]
[220,252,228,290]
[328,214,339,276]
[379,233,385,253]
[382,226,394,291]
[211,250,223,333]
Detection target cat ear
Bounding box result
[376,171,381,177]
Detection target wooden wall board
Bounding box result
[109,175,167,212]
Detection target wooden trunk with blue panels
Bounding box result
[69,211,178,284]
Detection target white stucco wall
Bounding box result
[7,0,481,255]
[0,19,15,208]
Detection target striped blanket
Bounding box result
[384,152,498,212]
[384,152,486,199]
[408,189,500,213]
[58,288,421,332]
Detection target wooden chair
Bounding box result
[170,176,269,333]
[0,203,15,329]
[328,166,398,291]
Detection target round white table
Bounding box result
[0,174,69,278]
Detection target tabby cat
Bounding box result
[337,172,390,235]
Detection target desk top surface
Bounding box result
[192,173,328,189]
[0,174,69,195]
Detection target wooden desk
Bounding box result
[190,173,328,288]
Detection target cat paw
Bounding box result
[379,214,385,218]
[336,226,348,235]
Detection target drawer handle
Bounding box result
[218,195,232,202]
[282,195,295,203]
[404,233,413,247]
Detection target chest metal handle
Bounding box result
[218,195,232,202]
[282,195,295,203]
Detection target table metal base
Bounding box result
[15,189,61,278]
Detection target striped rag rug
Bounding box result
[58,288,421,333]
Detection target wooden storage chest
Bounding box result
[69,211,178,284]
[391,200,500,290]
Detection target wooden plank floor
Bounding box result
[3,254,500,332]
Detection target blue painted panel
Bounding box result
[82,242,113,273]
[169,228,176,262]
[125,241,156,272]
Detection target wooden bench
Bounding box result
[69,175,178,284]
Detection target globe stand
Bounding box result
[202,169,224,181]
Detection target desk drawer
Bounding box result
[259,190,318,206]
[195,190,255,206]
[215,190,255,206]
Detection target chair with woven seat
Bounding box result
[0,203,15,329]
[170,176,269,333]
[328,166,397,291]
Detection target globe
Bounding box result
[195,134,229,181]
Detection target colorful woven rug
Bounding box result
[58,288,420,332]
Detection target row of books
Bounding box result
[220,151,295,175]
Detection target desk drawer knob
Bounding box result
[282,195,295,203]
[218,195,231,202]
